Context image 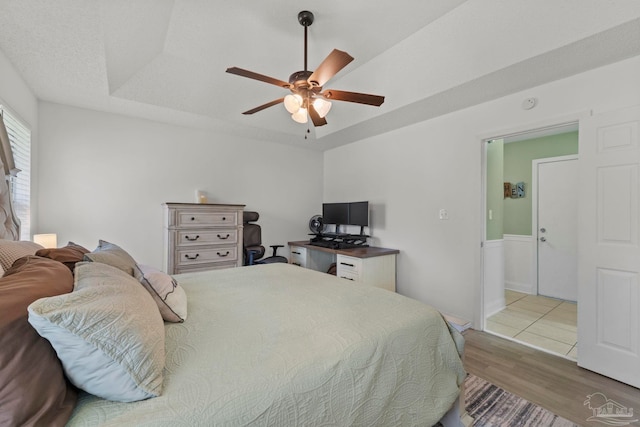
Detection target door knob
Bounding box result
[540,237,547,242]
[540,228,546,233]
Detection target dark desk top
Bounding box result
[288,240,399,259]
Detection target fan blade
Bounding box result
[226,67,291,88]
[242,98,285,115]
[308,103,328,127]
[321,89,385,106]
[308,49,354,87]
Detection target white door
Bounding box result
[536,157,579,301]
[578,105,640,388]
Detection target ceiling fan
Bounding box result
[226,10,385,127]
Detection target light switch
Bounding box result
[439,209,449,220]
[489,209,493,220]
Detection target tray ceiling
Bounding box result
[0,0,639,150]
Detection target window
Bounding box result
[0,105,31,241]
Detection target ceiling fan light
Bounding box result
[313,98,332,118]
[291,108,308,123]
[284,94,303,114]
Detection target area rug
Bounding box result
[464,374,578,426]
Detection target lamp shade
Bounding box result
[291,108,308,123]
[33,233,57,248]
[313,98,332,118]
[284,94,303,114]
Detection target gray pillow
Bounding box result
[27,262,165,402]
[83,240,137,276]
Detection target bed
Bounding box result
[0,119,467,426]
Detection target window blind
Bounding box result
[0,105,31,241]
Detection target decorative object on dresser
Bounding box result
[163,203,244,274]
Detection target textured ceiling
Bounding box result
[0,0,639,150]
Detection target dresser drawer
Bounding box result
[177,246,238,266]
[177,229,238,246]
[176,211,238,227]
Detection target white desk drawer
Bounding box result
[336,255,362,276]
[289,246,307,267]
[338,270,360,282]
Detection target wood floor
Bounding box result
[463,329,640,425]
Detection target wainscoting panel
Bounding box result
[484,239,505,317]
[504,235,535,294]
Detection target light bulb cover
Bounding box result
[313,98,332,118]
[284,94,303,114]
[291,108,308,123]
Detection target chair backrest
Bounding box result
[243,211,264,263]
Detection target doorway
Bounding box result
[483,123,579,359]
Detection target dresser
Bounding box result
[289,241,398,292]
[163,203,245,274]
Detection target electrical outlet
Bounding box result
[439,209,449,220]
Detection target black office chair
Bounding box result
[243,211,288,265]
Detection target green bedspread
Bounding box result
[67,263,465,426]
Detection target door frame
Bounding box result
[531,154,579,297]
[477,111,587,330]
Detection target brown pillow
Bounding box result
[36,241,90,272]
[0,256,77,427]
[0,239,43,271]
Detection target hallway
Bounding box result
[486,290,577,360]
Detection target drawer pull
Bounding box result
[340,276,355,281]
[184,253,200,260]
[222,216,227,221]
[217,251,230,257]
[190,217,195,221]
[217,234,230,240]
[292,251,301,255]
[340,262,355,267]
[184,235,200,241]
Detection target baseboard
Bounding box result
[505,281,535,294]
[484,298,506,317]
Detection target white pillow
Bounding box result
[27,262,165,402]
[135,264,188,322]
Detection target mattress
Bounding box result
[66,263,465,426]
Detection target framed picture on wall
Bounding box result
[503,182,512,198]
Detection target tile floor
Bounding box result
[486,290,577,360]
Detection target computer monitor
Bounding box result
[322,203,349,225]
[348,201,369,226]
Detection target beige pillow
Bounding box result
[83,240,137,276]
[0,240,43,271]
[28,262,165,402]
[134,264,187,322]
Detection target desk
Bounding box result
[288,241,399,292]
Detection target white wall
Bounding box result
[324,55,640,325]
[37,102,324,268]
[483,239,505,317]
[504,235,535,294]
